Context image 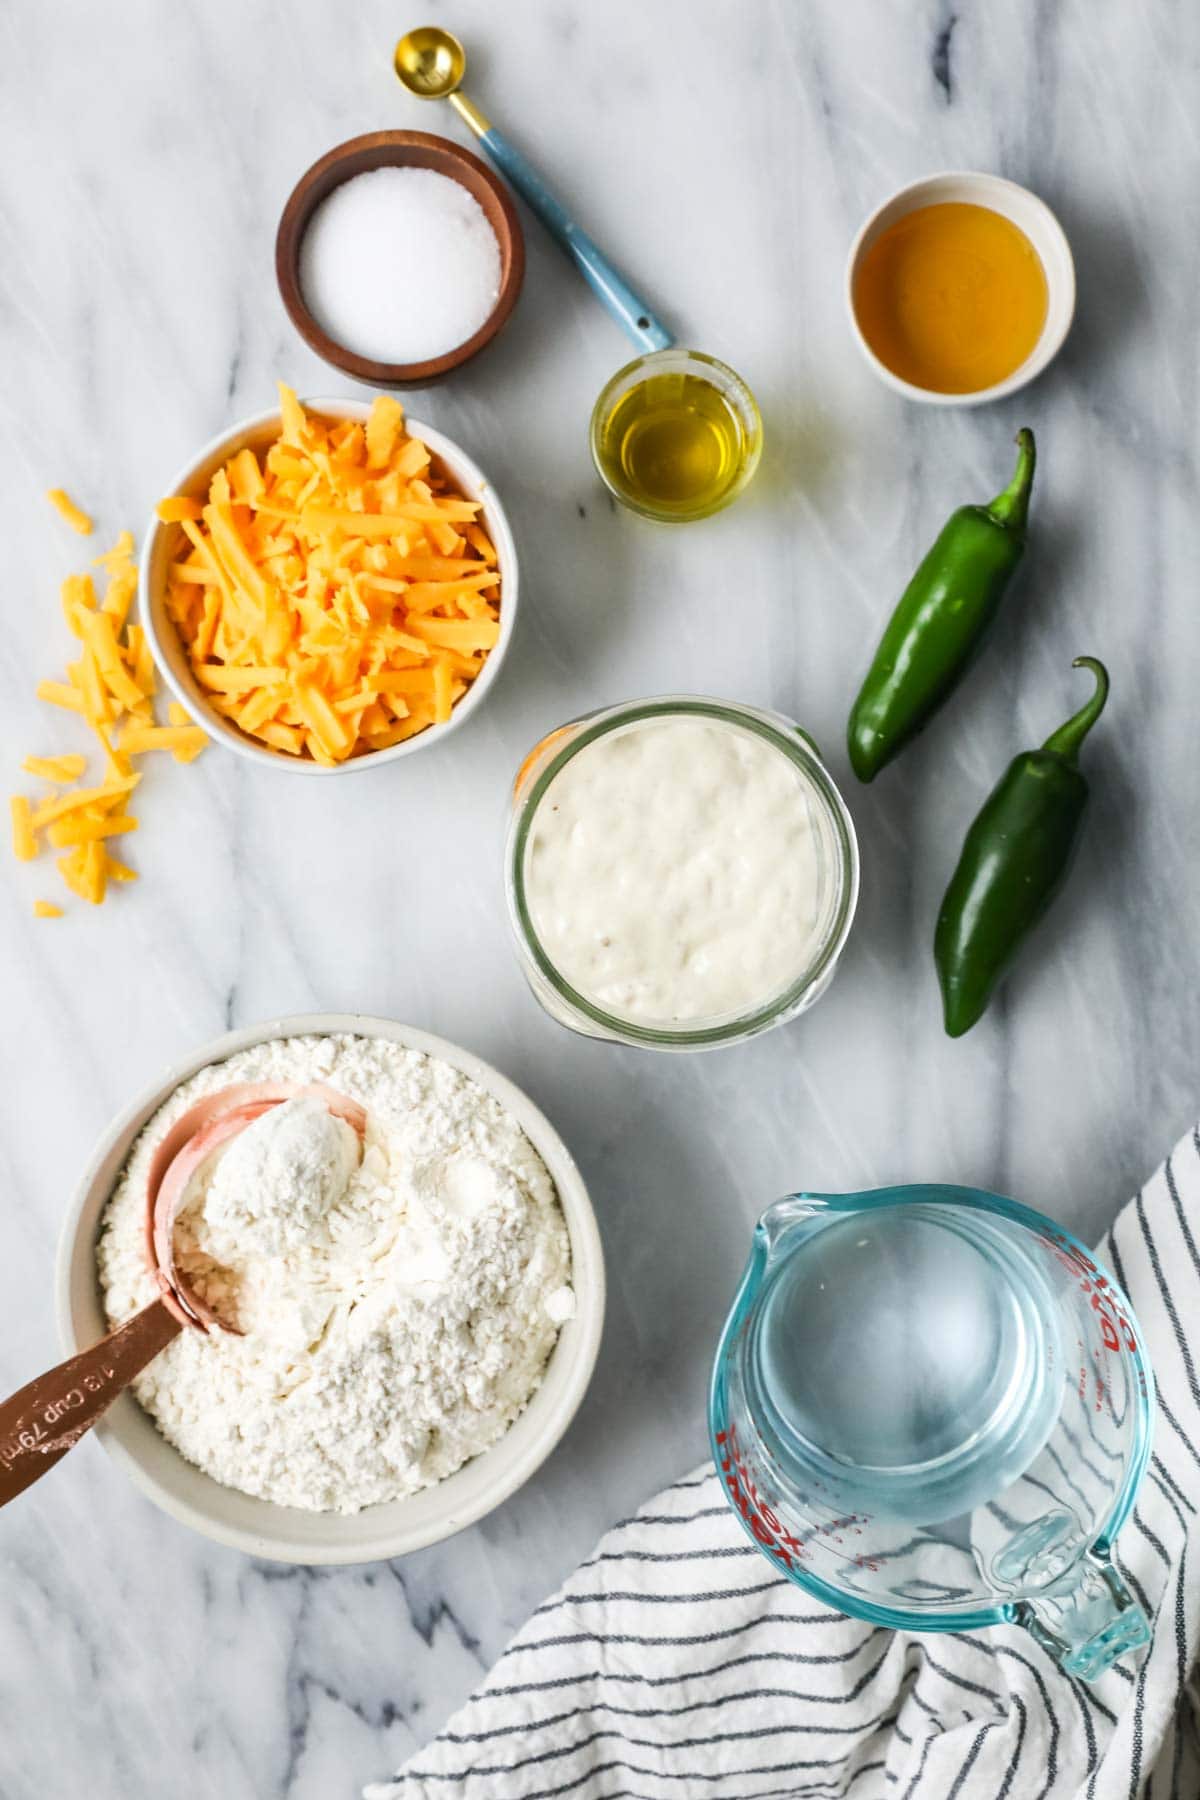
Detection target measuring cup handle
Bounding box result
[1018,1547,1151,1680]
[0,1299,181,1508]
[477,126,674,353]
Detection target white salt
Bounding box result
[299,166,503,365]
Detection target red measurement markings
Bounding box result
[715,1424,807,1570]
[812,1513,865,1546]
[1040,1232,1137,1355]
[1093,1360,1108,1415]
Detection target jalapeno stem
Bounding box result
[986,428,1037,532]
[1041,657,1110,764]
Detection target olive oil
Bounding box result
[853,202,1048,395]
[591,354,762,522]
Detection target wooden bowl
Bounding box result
[276,129,525,387]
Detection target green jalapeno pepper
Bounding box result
[934,657,1110,1038]
[848,429,1036,783]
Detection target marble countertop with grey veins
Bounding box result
[1,1,1197,1794]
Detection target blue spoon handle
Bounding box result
[479,125,674,354]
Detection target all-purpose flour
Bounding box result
[97,1035,574,1514]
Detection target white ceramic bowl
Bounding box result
[845,172,1076,407]
[140,401,519,775]
[55,1014,604,1565]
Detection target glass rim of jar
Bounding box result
[505,695,861,1050]
[588,348,764,524]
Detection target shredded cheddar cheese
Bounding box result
[46,489,93,535]
[10,796,36,862]
[118,724,209,758]
[10,523,209,910]
[155,496,204,524]
[23,754,87,783]
[158,386,500,763]
[36,680,86,714]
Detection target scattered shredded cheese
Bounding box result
[158,386,501,764]
[118,724,209,758]
[23,754,87,783]
[9,523,209,911]
[46,489,93,535]
[10,797,36,862]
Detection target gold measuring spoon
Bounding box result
[0,1083,366,1507]
[394,27,761,521]
[394,26,673,353]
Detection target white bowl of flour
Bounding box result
[56,1016,604,1565]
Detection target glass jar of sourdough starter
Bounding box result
[505,697,860,1051]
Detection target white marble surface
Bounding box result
[1,1,1198,1793]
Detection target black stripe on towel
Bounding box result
[542,1781,849,1800]
[1164,1154,1200,1281]
[1107,1231,1200,1472]
[950,1635,1068,1786]
[588,1544,762,1567]
[1138,1486,1192,1727]
[997,1695,1029,1800]
[611,1505,731,1531]
[1155,1391,1200,1475]
[442,1697,905,1748]
[1150,1453,1197,1516]
[413,1721,862,1783]
[900,1727,938,1800]
[586,1784,848,1800]
[1134,1189,1200,1410]
[485,1640,885,1700]
[543,1577,786,1612]
[946,1721,995,1799]
[407,1754,879,1799]
[1121,1559,1157,1800]
[517,1610,862,1653]
[849,1761,888,1789]
[918,1648,1005,1707]
[515,1646,894,1709]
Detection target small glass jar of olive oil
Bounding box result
[590,349,762,523]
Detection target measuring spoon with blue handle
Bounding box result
[394,27,673,354]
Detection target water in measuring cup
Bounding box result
[751,1205,1064,1525]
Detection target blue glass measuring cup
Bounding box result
[709,1185,1154,1680]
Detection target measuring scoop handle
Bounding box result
[478,126,674,353]
[0,1299,181,1508]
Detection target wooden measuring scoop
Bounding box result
[0,1081,366,1508]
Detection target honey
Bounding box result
[591,354,762,522]
[853,202,1048,395]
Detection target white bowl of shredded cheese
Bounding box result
[56,1015,604,1565]
[140,398,519,775]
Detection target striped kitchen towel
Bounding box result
[368,1125,1200,1799]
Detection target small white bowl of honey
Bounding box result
[845,172,1075,406]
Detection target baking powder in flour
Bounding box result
[97,1035,574,1513]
